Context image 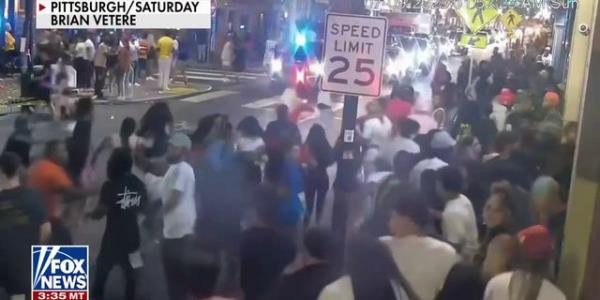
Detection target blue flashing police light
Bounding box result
[295,32,307,48]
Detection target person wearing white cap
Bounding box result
[141,132,196,300]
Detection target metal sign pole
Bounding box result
[332,0,366,156]
[321,0,380,245]
[468,52,474,85]
[341,94,359,148]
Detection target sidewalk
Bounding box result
[95,79,213,105]
[0,77,212,115]
[0,76,32,115]
[190,61,266,74]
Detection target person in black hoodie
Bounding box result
[89,148,148,300]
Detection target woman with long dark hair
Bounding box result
[92,117,137,166]
[301,124,333,225]
[318,235,419,300]
[476,182,519,280]
[484,225,566,300]
[137,102,174,158]
[236,116,264,152]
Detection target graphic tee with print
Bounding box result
[100,174,147,253]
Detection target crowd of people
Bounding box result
[0,41,575,300]
[29,29,196,108]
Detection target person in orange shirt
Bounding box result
[29,140,91,244]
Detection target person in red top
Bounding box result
[386,83,415,125]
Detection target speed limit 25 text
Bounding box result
[329,23,383,55]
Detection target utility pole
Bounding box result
[20,0,34,96]
[0,0,5,51]
[7,0,15,33]
[22,0,34,70]
[328,0,367,242]
[329,0,367,138]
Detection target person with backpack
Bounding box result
[319,235,419,300]
[382,190,459,300]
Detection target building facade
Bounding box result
[212,0,286,63]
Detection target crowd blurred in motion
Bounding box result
[0,36,575,300]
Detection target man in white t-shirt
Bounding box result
[143,133,196,300]
[436,166,479,261]
[83,36,95,88]
[379,118,421,165]
[74,35,88,89]
[381,189,460,300]
[409,130,455,189]
[361,101,393,149]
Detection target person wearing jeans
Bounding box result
[301,124,333,225]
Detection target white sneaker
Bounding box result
[134,83,141,87]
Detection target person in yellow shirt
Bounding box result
[156,32,175,91]
[4,31,16,74]
[5,31,15,51]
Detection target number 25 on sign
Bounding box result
[322,13,387,97]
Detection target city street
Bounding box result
[2,0,594,297]
[0,56,470,300]
[0,66,338,300]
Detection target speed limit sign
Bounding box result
[321,13,387,97]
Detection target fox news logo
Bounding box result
[32,246,89,300]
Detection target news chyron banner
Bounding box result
[36,0,211,29]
